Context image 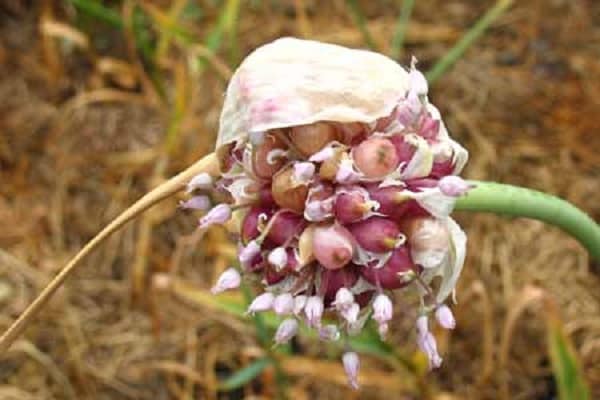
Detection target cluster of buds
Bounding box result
[184,38,469,389]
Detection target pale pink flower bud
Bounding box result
[435,304,456,329]
[416,315,443,369]
[186,173,213,193]
[409,57,428,97]
[438,175,472,197]
[319,324,340,341]
[199,204,232,229]
[312,224,355,270]
[211,268,241,294]
[333,287,354,312]
[274,318,299,344]
[273,293,294,315]
[305,295,324,327]
[179,195,211,211]
[293,295,307,315]
[309,146,336,162]
[341,302,360,324]
[342,351,360,390]
[418,115,440,141]
[293,162,316,183]
[304,200,333,222]
[372,293,393,324]
[239,240,261,266]
[246,292,274,314]
[268,247,288,270]
[335,159,361,184]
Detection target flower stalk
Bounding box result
[455,181,600,262]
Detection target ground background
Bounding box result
[1,0,600,399]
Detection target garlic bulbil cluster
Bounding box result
[185,38,469,389]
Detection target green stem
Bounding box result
[426,0,513,84]
[390,0,415,60]
[455,181,600,262]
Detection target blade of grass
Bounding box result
[219,357,273,391]
[222,0,241,66]
[547,315,590,400]
[66,0,123,29]
[345,0,378,51]
[390,0,415,60]
[426,0,513,84]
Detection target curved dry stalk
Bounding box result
[461,280,494,387]
[0,152,219,353]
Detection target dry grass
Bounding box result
[1,0,600,399]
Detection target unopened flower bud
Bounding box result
[342,352,360,390]
[418,115,440,141]
[416,315,443,369]
[438,176,472,197]
[293,295,308,315]
[333,288,354,311]
[247,292,275,314]
[348,216,401,253]
[435,304,456,329]
[179,195,211,211]
[273,293,295,315]
[409,57,428,97]
[309,146,336,162]
[268,247,288,270]
[274,318,299,344]
[372,293,393,324]
[316,325,338,343]
[293,162,316,183]
[341,302,360,324]
[304,200,333,222]
[305,295,324,327]
[320,266,360,306]
[312,224,355,270]
[186,173,213,193]
[199,204,232,229]
[211,268,241,294]
[353,137,399,179]
[239,240,262,266]
[335,158,361,184]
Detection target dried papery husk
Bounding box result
[252,131,287,179]
[216,37,410,154]
[298,224,316,265]
[319,147,345,181]
[271,166,309,213]
[401,217,450,269]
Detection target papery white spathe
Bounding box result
[420,217,467,303]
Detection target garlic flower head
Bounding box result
[186,37,470,388]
